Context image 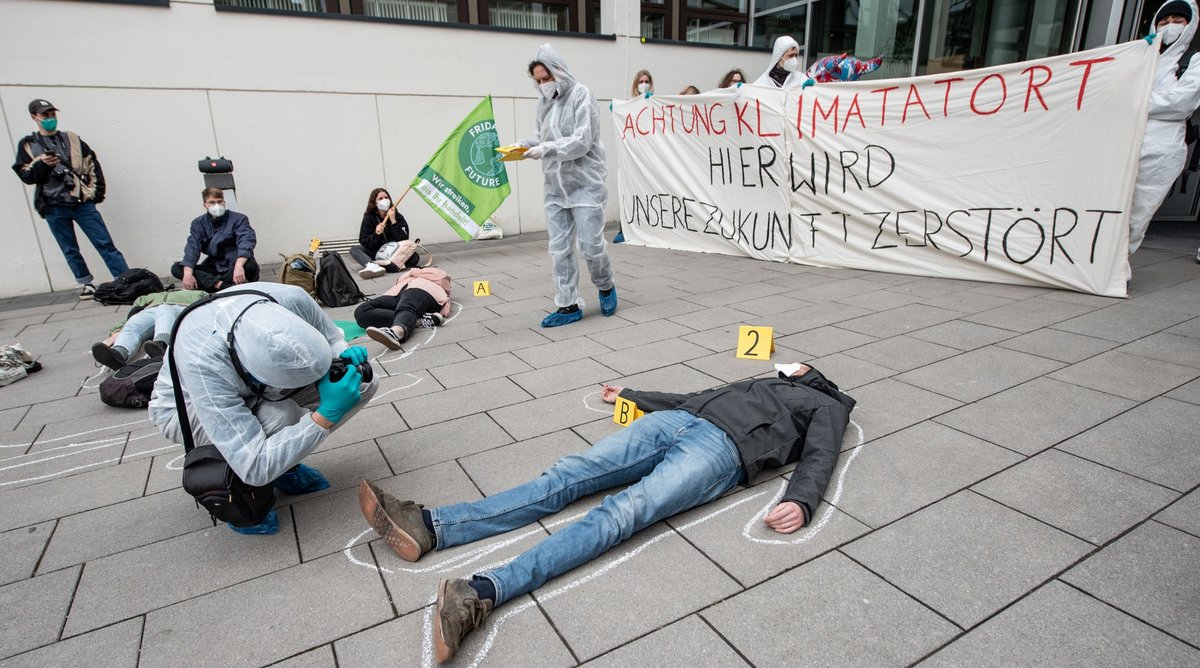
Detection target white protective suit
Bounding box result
[753,36,808,89]
[148,283,378,486]
[1129,0,1200,256]
[519,43,616,308]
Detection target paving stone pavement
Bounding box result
[0,235,1198,666]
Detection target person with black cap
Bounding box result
[11,99,129,300]
[1128,0,1200,273]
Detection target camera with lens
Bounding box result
[328,357,373,384]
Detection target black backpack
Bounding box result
[98,357,162,408]
[94,268,164,306]
[315,251,365,307]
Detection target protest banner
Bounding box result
[412,96,511,241]
[613,40,1158,297]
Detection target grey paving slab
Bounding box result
[760,301,873,336]
[585,318,696,350]
[536,314,635,342]
[459,429,591,496]
[1119,332,1200,369]
[966,282,1053,299]
[0,617,142,668]
[995,328,1120,363]
[684,348,806,384]
[509,358,619,398]
[686,281,792,308]
[1166,377,1200,405]
[974,450,1179,544]
[1052,302,1194,343]
[888,276,981,298]
[611,363,724,395]
[704,551,959,666]
[376,340,473,375]
[896,346,1064,403]
[1062,521,1200,646]
[400,321,495,350]
[144,452,183,495]
[38,490,213,573]
[580,615,749,668]
[592,338,712,376]
[295,460,482,563]
[838,304,964,339]
[734,292,812,316]
[571,416,623,445]
[0,438,126,490]
[316,402,406,452]
[934,377,1135,455]
[678,324,745,352]
[0,522,54,586]
[0,407,29,433]
[908,320,1018,351]
[916,289,1016,314]
[140,552,392,668]
[394,377,532,429]
[844,335,962,372]
[849,379,962,444]
[64,512,300,635]
[511,336,613,368]
[774,325,877,357]
[836,288,928,311]
[1157,489,1200,538]
[790,278,888,304]
[0,566,79,660]
[962,297,1097,333]
[834,422,1022,528]
[535,523,742,662]
[0,458,149,533]
[806,352,895,389]
[288,439,392,503]
[920,580,1200,668]
[457,328,551,358]
[428,352,535,389]
[843,491,1093,628]
[378,413,513,475]
[1058,397,1200,491]
[673,483,870,586]
[490,387,627,441]
[1048,350,1200,402]
[268,645,335,668]
[611,298,705,324]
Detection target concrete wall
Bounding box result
[0,0,765,297]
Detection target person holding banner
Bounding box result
[753,36,812,89]
[630,69,654,98]
[356,363,855,662]
[1129,0,1200,263]
[517,43,619,327]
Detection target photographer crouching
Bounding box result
[148,283,378,535]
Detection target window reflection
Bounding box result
[918,0,1079,74]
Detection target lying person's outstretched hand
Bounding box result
[764,501,806,534]
[600,383,624,404]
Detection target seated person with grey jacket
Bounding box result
[356,363,856,662]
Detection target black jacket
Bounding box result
[620,366,855,524]
[12,132,106,217]
[358,211,410,257]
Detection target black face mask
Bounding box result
[769,64,790,87]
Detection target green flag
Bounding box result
[411,96,511,242]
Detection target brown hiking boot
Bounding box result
[434,578,493,663]
[356,480,434,561]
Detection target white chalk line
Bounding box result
[166,453,185,470]
[80,366,108,390]
[581,391,610,414]
[0,417,151,449]
[373,301,463,366]
[367,374,423,405]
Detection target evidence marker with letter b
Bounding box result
[736,325,774,360]
[613,396,643,427]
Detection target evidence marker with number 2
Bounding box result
[737,325,775,360]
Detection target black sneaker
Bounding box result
[143,340,167,359]
[91,343,128,371]
[366,325,405,350]
[418,313,444,329]
[79,284,96,301]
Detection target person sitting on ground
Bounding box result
[149,282,378,535]
[357,362,856,662]
[171,187,259,293]
[356,266,452,350]
[91,288,206,370]
[353,187,422,279]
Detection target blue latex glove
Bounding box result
[340,345,368,366]
[228,508,278,535]
[736,81,743,88]
[1145,32,1157,44]
[316,364,361,424]
[273,463,330,495]
[802,78,816,89]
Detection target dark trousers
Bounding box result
[354,288,439,334]
[171,257,260,293]
[349,245,420,272]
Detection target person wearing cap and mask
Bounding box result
[753,36,814,89]
[356,363,855,662]
[171,187,259,293]
[514,44,619,328]
[148,282,378,535]
[11,99,129,300]
[1128,0,1200,269]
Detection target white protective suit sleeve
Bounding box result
[752,36,808,89]
[1149,53,1200,119]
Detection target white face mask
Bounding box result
[782,57,799,72]
[376,198,391,211]
[774,362,806,378]
[539,81,559,100]
[637,82,650,94]
[207,204,226,218]
[1161,22,1186,46]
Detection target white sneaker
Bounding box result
[366,325,405,350]
[359,262,386,280]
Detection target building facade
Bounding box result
[0,0,1184,297]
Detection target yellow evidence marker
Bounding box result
[473,281,491,296]
[613,396,644,427]
[736,325,775,360]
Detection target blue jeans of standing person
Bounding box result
[429,410,745,605]
[45,202,128,284]
[113,305,184,354]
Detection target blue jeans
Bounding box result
[45,202,128,284]
[430,410,745,605]
[113,304,183,353]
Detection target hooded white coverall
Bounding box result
[753,36,808,89]
[519,44,616,309]
[1129,0,1200,257]
[148,283,378,486]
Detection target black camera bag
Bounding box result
[168,289,278,527]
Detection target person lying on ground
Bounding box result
[91,289,206,370]
[356,266,452,350]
